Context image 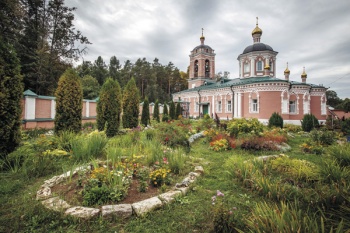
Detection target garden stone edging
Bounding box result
[37,165,204,219]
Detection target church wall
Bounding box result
[310,95,327,121]
[35,99,51,119]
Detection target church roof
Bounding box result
[242,42,274,54]
[178,76,325,94]
[192,44,213,51]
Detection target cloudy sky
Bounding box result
[66,0,350,98]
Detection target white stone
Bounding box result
[131,196,163,217]
[43,175,64,187]
[175,186,190,195]
[65,206,100,219]
[194,166,204,174]
[36,186,52,200]
[41,197,71,211]
[158,191,182,204]
[101,204,133,218]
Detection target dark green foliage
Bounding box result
[122,77,140,128]
[162,104,168,122]
[309,128,335,146]
[141,97,150,126]
[92,56,108,86]
[81,75,100,99]
[153,99,160,122]
[268,112,284,128]
[54,68,83,134]
[169,101,175,120]
[341,118,350,135]
[0,36,23,159]
[96,78,122,137]
[301,114,319,132]
[175,102,182,120]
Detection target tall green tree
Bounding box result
[81,75,100,99]
[92,56,108,86]
[326,90,342,108]
[153,99,160,122]
[18,0,90,95]
[109,56,120,81]
[141,97,150,126]
[54,68,83,134]
[0,36,23,159]
[169,101,175,120]
[122,77,140,128]
[96,78,122,137]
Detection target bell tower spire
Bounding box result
[200,28,205,45]
[252,17,262,43]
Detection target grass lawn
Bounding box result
[1,120,349,232]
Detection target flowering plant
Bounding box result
[211,190,238,233]
[149,168,171,187]
[210,138,229,152]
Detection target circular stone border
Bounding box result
[36,164,204,219]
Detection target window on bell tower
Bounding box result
[194,60,198,78]
[205,59,210,77]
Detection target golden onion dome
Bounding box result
[301,67,307,78]
[252,17,262,35]
[284,62,290,74]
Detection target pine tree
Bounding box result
[153,99,160,122]
[169,101,175,120]
[162,104,169,122]
[122,77,140,128]
[0,36,23,159]
[97,78,122,137]
[175,102,182,119]
[54,68,83,134]
[141,97,150,126]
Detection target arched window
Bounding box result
[205,59,210,77]
[194,60,198,77]
[257,61,263,71]
[289,93,298,114]
[303,93,310,114]
[249,91,259,113]
[244,62,250,73]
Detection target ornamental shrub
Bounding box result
[96,78,122,137]
[122,77,140,128]
[0,37,23,159]
[175,102,182,120]
[227,118,264,137]
[268,112,284,128]
[301,114,319,132]
[153,99,160,122]
[141,97,150,126]
[162,104,168,122]
[169,101,175,120]
[54,68,83,134]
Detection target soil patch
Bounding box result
[50,173,161,206]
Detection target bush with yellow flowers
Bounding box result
[149,168,171,187]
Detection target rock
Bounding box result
[36,186,52,200]
[43,175,65,187]
[194,166,204,174]
[276,142,291,152]
[132,196,163,217]
[65,206,100,219]
[188,132,204,144]
[41,197,71,212]
[158,191,182,204]
[101,204,133,218]
[175,186,190,195]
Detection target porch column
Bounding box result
[237,93,242,118]
[51,100,56,119]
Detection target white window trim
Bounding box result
[249,92,259,113]
[217,100,222,113]
[256,61,263,71]
[227,100,232,113]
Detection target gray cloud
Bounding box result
[66,0,350,98]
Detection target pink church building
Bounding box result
[172,20,328,125]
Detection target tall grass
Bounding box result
[167,149,186,174]
[244,201,327,233]
[328,143,350,167]
[71,132,108,162]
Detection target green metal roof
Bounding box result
[177,76,326,94]
[23,89,38,97]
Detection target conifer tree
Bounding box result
[97,78,122,137]
[175,102,182,120]
[162,104,169,122]
[141,97,150,126]
[54,69,83,134]
[0,36,23,159]
[153,99,160,122]
[169,101,176,120]
[122,77,140,128]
